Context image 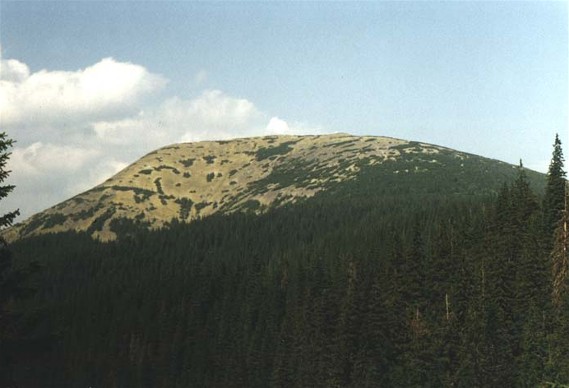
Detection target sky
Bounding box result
[0,1,567,221]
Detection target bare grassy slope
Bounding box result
[5,133,538,241]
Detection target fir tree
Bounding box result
[0,133,19,229]
[0,132,23,385]
[551,181,569,308]
[549,182,569,384]
[544,134,567,246]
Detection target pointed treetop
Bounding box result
[0,132,19,230]
[548,133,566,179]
[543,133,567,241]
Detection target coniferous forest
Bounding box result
[2,136,569,387]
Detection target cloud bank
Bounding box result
[0,55,323,220]
[1,57,167,129]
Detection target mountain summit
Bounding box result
[7,133,543,241]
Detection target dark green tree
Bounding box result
[549,182,569,384]
[0,133,19,228]
[0,132,21,385]
[552,181,569,308]
[543,134,567,246]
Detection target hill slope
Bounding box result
[6,133,544,241]
[7,134,563,387]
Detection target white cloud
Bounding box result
[93,115,150,145]
[70,158,129,195]
[4,143,129,216]
[266,117,290,134]
[0,55,325,221]
[0,57,167,129]
[2,143,102,217]
[266,116,324,136]
[0,59,30,82]
[93,90,266,146]
[177,90,265,141]
[183,90,261,130]
[10,142,100,176]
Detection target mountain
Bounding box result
[6,133,544,241]
[7,133,566,387]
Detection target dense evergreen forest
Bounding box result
[2,136,568,387]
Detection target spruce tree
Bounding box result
[543,134,567,245]
[0,133,19,229]
[0,132,21,385]
[549,182,569,383]
[551,181,569,308]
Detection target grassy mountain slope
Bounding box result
[6,133,561,387]
[6,133,544,241]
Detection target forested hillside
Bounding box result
[3,136,568,387]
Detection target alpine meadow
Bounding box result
[1,132,568,386]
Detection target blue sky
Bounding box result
[0,1,567,219]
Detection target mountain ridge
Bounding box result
[5,133,544,241]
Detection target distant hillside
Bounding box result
[5,133,545,241]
